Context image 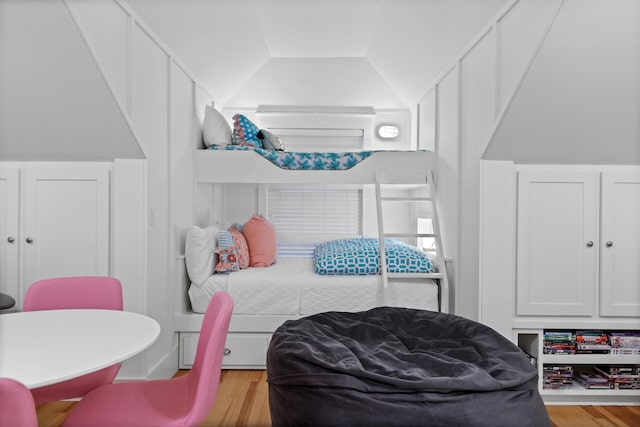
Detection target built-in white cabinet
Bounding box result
[599,172,640,317]
[516,168,640,318]
[0,163,111,307]
[0,167,20,303]
[481,163,640,405]
[179,332,270,369]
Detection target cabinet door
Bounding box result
[0,167,20,303]
[517,170,598,316]
[22,165,110,300]
[600,171,640,317]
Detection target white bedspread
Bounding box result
[188,258,439,315]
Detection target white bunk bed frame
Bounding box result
[175,148,450,369]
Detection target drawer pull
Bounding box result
[223,348,231,356]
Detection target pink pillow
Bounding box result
[243,215,277,267]
[228,226,250,269]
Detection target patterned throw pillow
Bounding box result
[257,129,285,151]
[214,247,239,273]
[214,230,238,273]
[228,225,250,269]
[231,114,262,148]
[217,230,234,248]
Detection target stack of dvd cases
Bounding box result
[609,332,640,355]
[574,370,610,389]
[543,331,576,355]
[543,366,574,389]
[594,366,640,390]
[576,330,611,354]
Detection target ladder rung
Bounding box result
[380,197,432,202]
[383,233,437,239]
[387,272,444,279]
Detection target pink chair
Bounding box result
[23,276,124,404]
[0,378,38,427]
[62,291,234,427]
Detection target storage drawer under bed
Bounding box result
[179,332,270,369]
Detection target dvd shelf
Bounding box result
[516,329,640,404]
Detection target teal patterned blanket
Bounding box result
[314,237,435,275]
[207,144,375,170]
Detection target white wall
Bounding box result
[484,0,640,164]
[225,58,407,110]
[418,0,563,318]
[62,0,213,379]
[0,0,142,161]
[124,0,507,108]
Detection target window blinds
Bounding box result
[268,186,362,257]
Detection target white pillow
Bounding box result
[202,105,232,147]
[185,225,220,286]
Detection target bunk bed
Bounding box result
[175,117,449,369]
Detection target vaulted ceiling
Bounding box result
[124,0,508,108]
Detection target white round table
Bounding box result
[0,309,161,388]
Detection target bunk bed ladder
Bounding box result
[374,170,449,313]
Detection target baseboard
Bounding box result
[145,343,179,380]
[115,343,179,382]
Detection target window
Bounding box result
[267,128,364,152]
[268,185,362,257]
[417,217,435,255]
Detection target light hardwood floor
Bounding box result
[36,370,639,427]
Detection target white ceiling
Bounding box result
[124,0,508,107]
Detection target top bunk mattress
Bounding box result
[195,145,436,184]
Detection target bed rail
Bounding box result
[194,149,437,184]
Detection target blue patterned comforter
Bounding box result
[314,238,435,275]
[208,144,375,170]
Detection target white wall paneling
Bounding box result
[414,0,563,319]
[417,90,436,152]
[170,62,198,257]
[458,29,496,320]
[131,21,173,377]
[434,67,460,314]
[65,0,216,379]
[111,159,146,315]
[478,160,516,337]
[111,158,146,379]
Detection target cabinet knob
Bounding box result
[223,348,231,356]
[7,236,14,243]
[586,241,593,247]
[25,237,33,244]
[606,241,613,247]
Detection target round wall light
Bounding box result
[376,124,400,140]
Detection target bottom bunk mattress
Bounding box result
[267,307,550,427]
[187,257,438,315]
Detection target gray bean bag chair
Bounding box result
[267,307,550,427]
